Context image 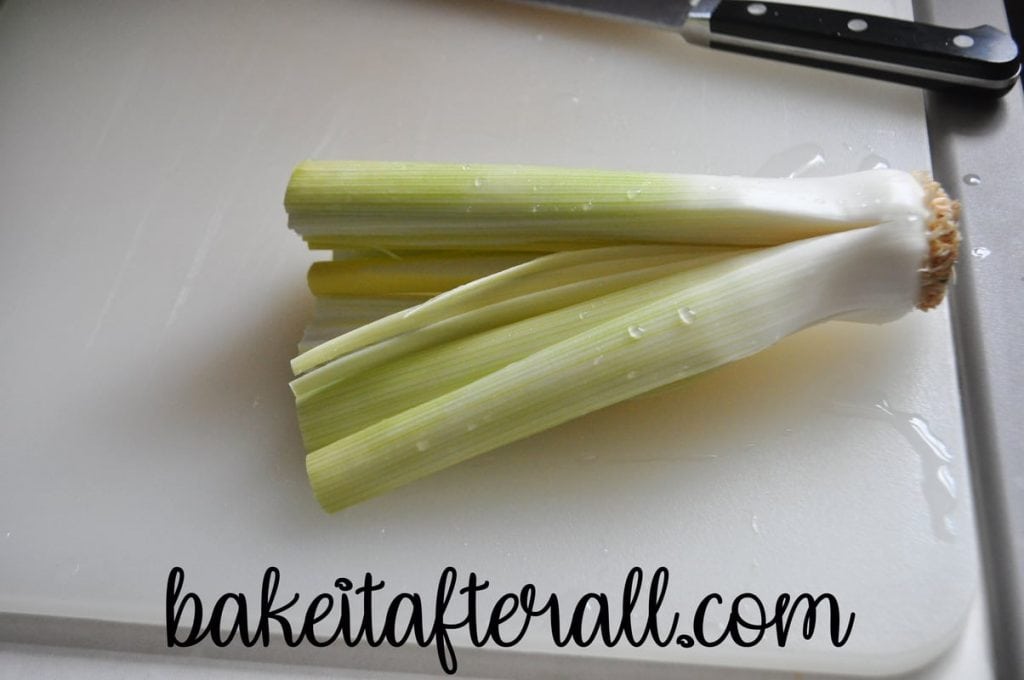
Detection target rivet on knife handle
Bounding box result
[682,0,1021,94]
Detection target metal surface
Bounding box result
[512,0,691,29]
[680,0,720,46]
[918,0,1024,677]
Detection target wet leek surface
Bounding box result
[284,162,958,512]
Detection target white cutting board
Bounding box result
[0,0,978,676]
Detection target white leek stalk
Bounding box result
[285,162,958,513]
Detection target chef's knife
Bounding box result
[512,0,1021,95]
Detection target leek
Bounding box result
[297,249,744,449]
[297,295,428,354]
[287,161,938,250]
[285,162,958,512]
[307,252,532,296]
[292,244,742,386]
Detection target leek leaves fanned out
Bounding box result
[285,161,959,513]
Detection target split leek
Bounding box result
[292,244,743,386]
[296,249,745,449]
[285,162,958,512]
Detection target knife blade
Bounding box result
[512,0,1021,95]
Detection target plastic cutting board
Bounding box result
[0,0,979,675]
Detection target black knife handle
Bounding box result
[683,0,1021,95]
